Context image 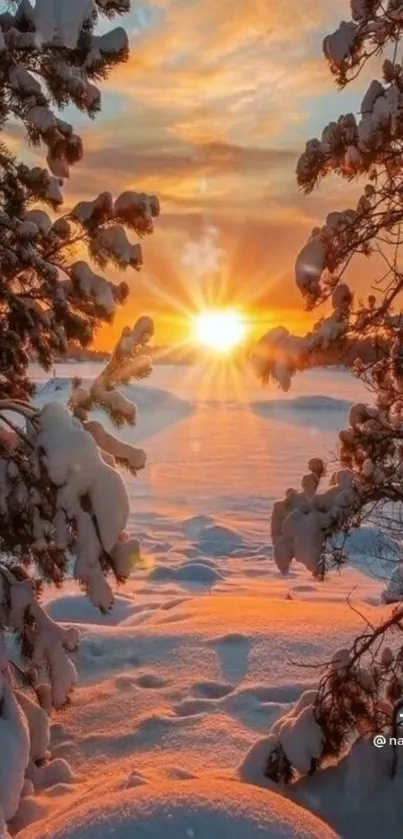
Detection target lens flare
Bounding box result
[193,310,247,352]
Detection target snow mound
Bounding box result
[183,517,246,556]
[46,593,137,625]
[197,524,245,556]
[36,379,193,444]
[334,525,399,557]
[253,395,351,413]
[183,515,216,538]
[0,675,30,821]
[38,378,192,414]
[124,384,193,415]
[150,561,223,585]
[331,525,400,580]
[20,779,340,839]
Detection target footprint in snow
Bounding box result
[173,698,213,717]
[191,681,233,700]
[134,673,167,690]
[208,632,249,646]
[160,598,187,611]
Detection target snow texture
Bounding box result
[323,21,358,68]
[382,564,403,603]
[252,281,351,390]
[0,674,30,822]
[37,401,130,609]
[33,0,94,48]
[295,236,326,298]
[262,690,324,775]
[38,402,129,551]
[0,809,10,839]
[19,780,340,839]
[94,225,142,268]
[85,28,129,71]
[71,262,116,315]
[15,692,50,764]
[10,364,391,839]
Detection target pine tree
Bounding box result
[252,0,403,782]
[0,0,159,822]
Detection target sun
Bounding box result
[192,309,247,352]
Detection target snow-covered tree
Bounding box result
[0,0,159,824]
[252,0,403,783]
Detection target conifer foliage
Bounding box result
[0,0,159,821]
[253,0,403,782]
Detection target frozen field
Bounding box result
[17,363,399,839]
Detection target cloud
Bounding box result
[99,0,344,155]
[0,0,359,348]
[67,130,299,208]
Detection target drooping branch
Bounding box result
[0,0,163,828]
[70,316,154,427]
[263,602,403,784]
[253,0,403,793]
[252,322,385,390]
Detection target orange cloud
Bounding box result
[104,0,344,149]
[2,0,363,350]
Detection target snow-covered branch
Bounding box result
[83,420,146,473]
[0,565,78,708]
[253,0,403,791]
[0,2,161,827]
[0,2,159,404]
[70,316,154,427]
[263,606,403,784]
[250,280,393,390]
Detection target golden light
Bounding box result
[192,309,247,353]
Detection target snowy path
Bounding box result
[18,364,391,839]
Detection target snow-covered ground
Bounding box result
[16,363,399,839]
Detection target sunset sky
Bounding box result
[50,1,369,346]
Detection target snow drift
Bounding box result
[0,674,30,823]
[254,395,352,413]
[19,779,340,839]
[36,378,193,441]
